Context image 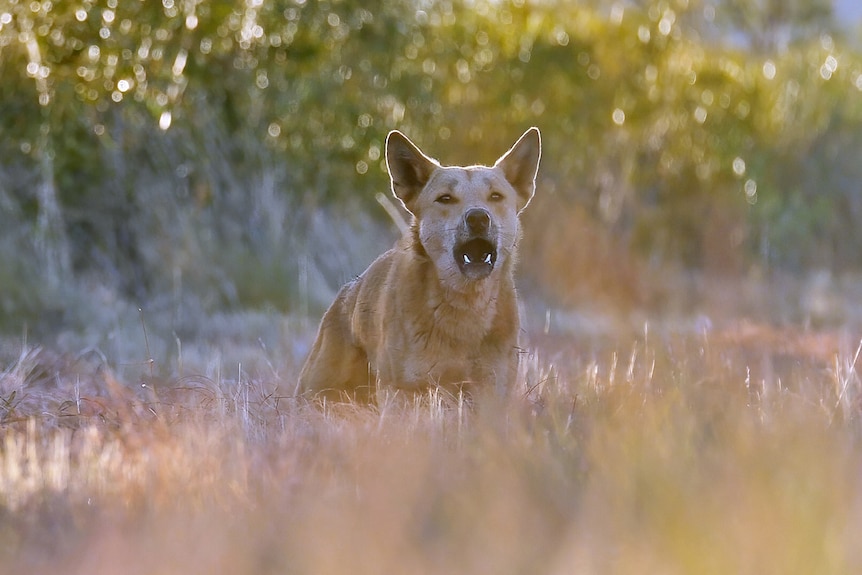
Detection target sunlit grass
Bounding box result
[1,321,861,574]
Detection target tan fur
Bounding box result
[297,128,541,402]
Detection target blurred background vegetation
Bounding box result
[1,0,862,346]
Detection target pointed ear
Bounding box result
[495,127,541,213]
[386,131,439,213]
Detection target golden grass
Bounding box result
[1,324,861,574]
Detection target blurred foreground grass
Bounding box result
[2,318,861,575]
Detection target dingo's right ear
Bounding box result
[386,131,439,213]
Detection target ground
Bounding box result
[1,305,861,575]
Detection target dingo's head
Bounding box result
[386,128,541,286]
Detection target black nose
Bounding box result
[465,208,491,234]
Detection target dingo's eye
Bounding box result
[435,194,455,204]
[489,191,504,202]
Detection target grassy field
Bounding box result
[2,309,861,575]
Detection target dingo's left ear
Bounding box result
[495,127,541,213]
[386,131,440,214]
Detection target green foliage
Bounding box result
[0,0,861,323]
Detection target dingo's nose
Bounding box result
[465,208,491,234]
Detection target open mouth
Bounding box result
[454,238,497,278]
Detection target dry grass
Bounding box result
[1,320,862,575]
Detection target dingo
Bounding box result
[297,128,541,402]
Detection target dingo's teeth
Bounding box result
[483,253,492,264]
[463,254,472,264]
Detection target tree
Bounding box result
[713,0,834,52]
